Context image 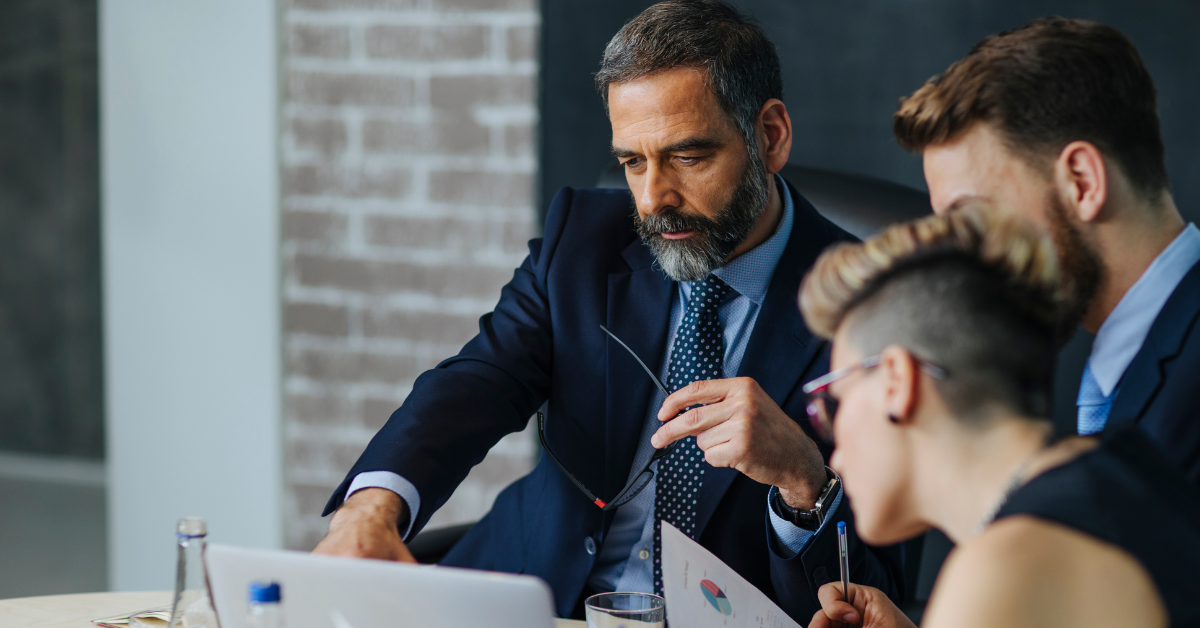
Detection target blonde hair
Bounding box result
[800,206,1065,341]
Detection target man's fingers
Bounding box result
[310,537,345,557]
[700,439,742,469]
[650,401,731,447]
[656,378,737,421]
[395,541,418,563]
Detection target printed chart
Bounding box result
[700,579,733,616]
[660,522,801,628]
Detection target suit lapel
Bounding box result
[737,192,832,404]
[604,239,674,501]
[1108,261,1200,430]
[694,188,842,535]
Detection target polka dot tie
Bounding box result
[653,274,734,596]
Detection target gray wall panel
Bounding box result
[540,1,1200,224]
[0,0,102,458]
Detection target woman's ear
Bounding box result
[880,345,919,425]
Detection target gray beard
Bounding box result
[637,155,772,282]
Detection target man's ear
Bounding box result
[756,99,792,175]
[880,345,919,424]
[1055,140,1108,223]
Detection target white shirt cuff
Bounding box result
[346,471,421,541]
[767,484,844,559]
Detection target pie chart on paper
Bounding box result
[700,579,733,616]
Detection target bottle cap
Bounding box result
[249,581,281,603]
[176,516,207,538]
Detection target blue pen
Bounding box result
[837,521,853,608]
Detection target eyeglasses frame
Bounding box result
[534,325,683,510]
[537,411,678,510]
[801,352,949,442]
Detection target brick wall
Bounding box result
[280,0,539,550]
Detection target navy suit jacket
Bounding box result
[1106,259,1200,486]
[324,184,906,620]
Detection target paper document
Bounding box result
[660,522,801,628]
[92,607,171,628]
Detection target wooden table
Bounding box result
[0,592,586,628]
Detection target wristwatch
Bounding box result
[771,469,841,531]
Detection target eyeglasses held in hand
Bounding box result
[535,325,681,510]
[801,353,948,443]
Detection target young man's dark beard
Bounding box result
[1045,190,1104,343]
[635,155,771,282]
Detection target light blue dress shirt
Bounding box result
[586,176,839,592]
[1080,223,1200,430]
[348,175,838,587]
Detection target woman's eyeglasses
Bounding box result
[536,325,680,510]
[801,353,948,443]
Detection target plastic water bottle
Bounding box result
[168,516,219,628]
[247,582,283,628]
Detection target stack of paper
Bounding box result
[92,606,172,628]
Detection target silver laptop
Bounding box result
[205,544,557,628]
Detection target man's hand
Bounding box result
[312,488,417,563]
[809,582,916,628]
[650,377,828,509]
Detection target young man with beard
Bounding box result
[311,0,904,621]
[893,18,1200,484]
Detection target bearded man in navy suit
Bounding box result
[895,18,1200,484]
[312,1,905,621]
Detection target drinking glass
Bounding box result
[585,592,666,628]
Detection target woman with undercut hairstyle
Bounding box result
[799,208,1200,628]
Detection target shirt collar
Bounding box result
[1088,223,1200,396]
[703,174,794,305]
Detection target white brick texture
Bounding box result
[281,0,540,551]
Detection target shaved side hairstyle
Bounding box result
[799,208,1067,421]
[894,17,1169,202]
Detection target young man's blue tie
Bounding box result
[1076,363,1114,436]
[652,274,735,596]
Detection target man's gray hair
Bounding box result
[595,0,783,154]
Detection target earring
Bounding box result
[888,414,901,424]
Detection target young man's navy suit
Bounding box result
[1107,261,1200,485]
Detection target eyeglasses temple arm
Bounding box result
[599,325,670,397]
[919,362,950,379]
[537,412,607,508]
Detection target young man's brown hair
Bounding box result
[894,17,1169,202]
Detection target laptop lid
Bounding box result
[205,544,556,628]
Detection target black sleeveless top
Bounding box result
[995,426,1200,627]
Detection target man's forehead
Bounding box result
[922,126,1008,210]
[608,68,730,147]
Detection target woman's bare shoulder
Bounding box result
[922,516,1165,628]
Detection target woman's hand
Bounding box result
[809,582,918,628]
